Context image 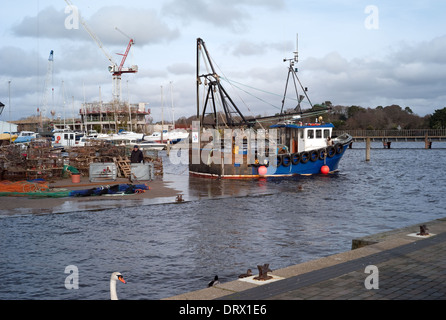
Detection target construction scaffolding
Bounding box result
[80,101,151,134]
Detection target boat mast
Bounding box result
[280,34,313,115]
[196,38,251,129]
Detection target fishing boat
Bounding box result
[189,38,352,179]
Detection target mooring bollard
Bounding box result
[254,264,273,281]
[417,225,429,236]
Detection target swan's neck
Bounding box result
[110,279,118,300]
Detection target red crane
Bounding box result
[64,1,138,101]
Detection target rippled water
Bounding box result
[1,141,445,300]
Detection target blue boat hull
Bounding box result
[256,144,348,176]
[189,142,350,179]
[14,137,35,144]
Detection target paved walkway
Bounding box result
[220,231,446,300]
[166,218,446,300]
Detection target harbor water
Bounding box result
[1,141,445,300]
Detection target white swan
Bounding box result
[110,272,126,300]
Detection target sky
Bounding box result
[1,0,446,123]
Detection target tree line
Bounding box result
[174,103,446,130]
[317,103,446,130]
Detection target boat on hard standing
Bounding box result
[189,38,352,179]
[52,130,79,148]
[13,131,38,144]
[137,141,167,151]
[97,130,144,142]
[144,130,189,144]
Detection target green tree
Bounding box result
[404,106,414,114]
[429,107,446,129]
[347,105,365,118]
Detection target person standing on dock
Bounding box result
[130,145,144,163]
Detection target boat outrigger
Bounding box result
[189,38,352,179]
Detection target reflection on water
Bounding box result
[1,143,445,300]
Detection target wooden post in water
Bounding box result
[366,137,371,161]
[425,133,432,149]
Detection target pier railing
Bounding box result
[333,129,446,141]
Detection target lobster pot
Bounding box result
[130,163,154,181]
[89,163,117,182]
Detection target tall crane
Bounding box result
[112,27,138,102]
[64,0,138,101]
[40,50,54,119]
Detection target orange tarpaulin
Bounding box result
[0,180,49,193]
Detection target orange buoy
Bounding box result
[321,165,330,175]
[258,166,267,175]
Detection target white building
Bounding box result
[0,120,18,133]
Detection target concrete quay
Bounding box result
[165,217,446,300]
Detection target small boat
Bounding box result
[97,130,144,144]
[144,130,189,144]
[0,133,18,144]
[13,131,38,144]
[137,141,167,151]
[52,130,82,148]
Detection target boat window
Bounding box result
[316,129,322,139]
[64,134,69,140]
[324,129,330,138]
[307,130,314,139]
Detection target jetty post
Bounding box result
[366,137,371,161]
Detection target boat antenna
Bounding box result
[294,33,299,64]
[280,33,313,115]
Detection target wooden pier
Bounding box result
[333,129,446,148]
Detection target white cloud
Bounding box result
[162,0,285,32]
[167,63,195,75]
[0,46,41,77]
[11,5,179,46]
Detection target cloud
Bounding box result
[167,63,195,75]
[11,6,72,40]
[162,0,285,32]
[11,5,180,46]
[0,46,41,77]
[295,36,446,115]
[86,6,180,46]
[231,40,292,57]
[203,34,446,117]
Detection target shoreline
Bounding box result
[0,176,182,216]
